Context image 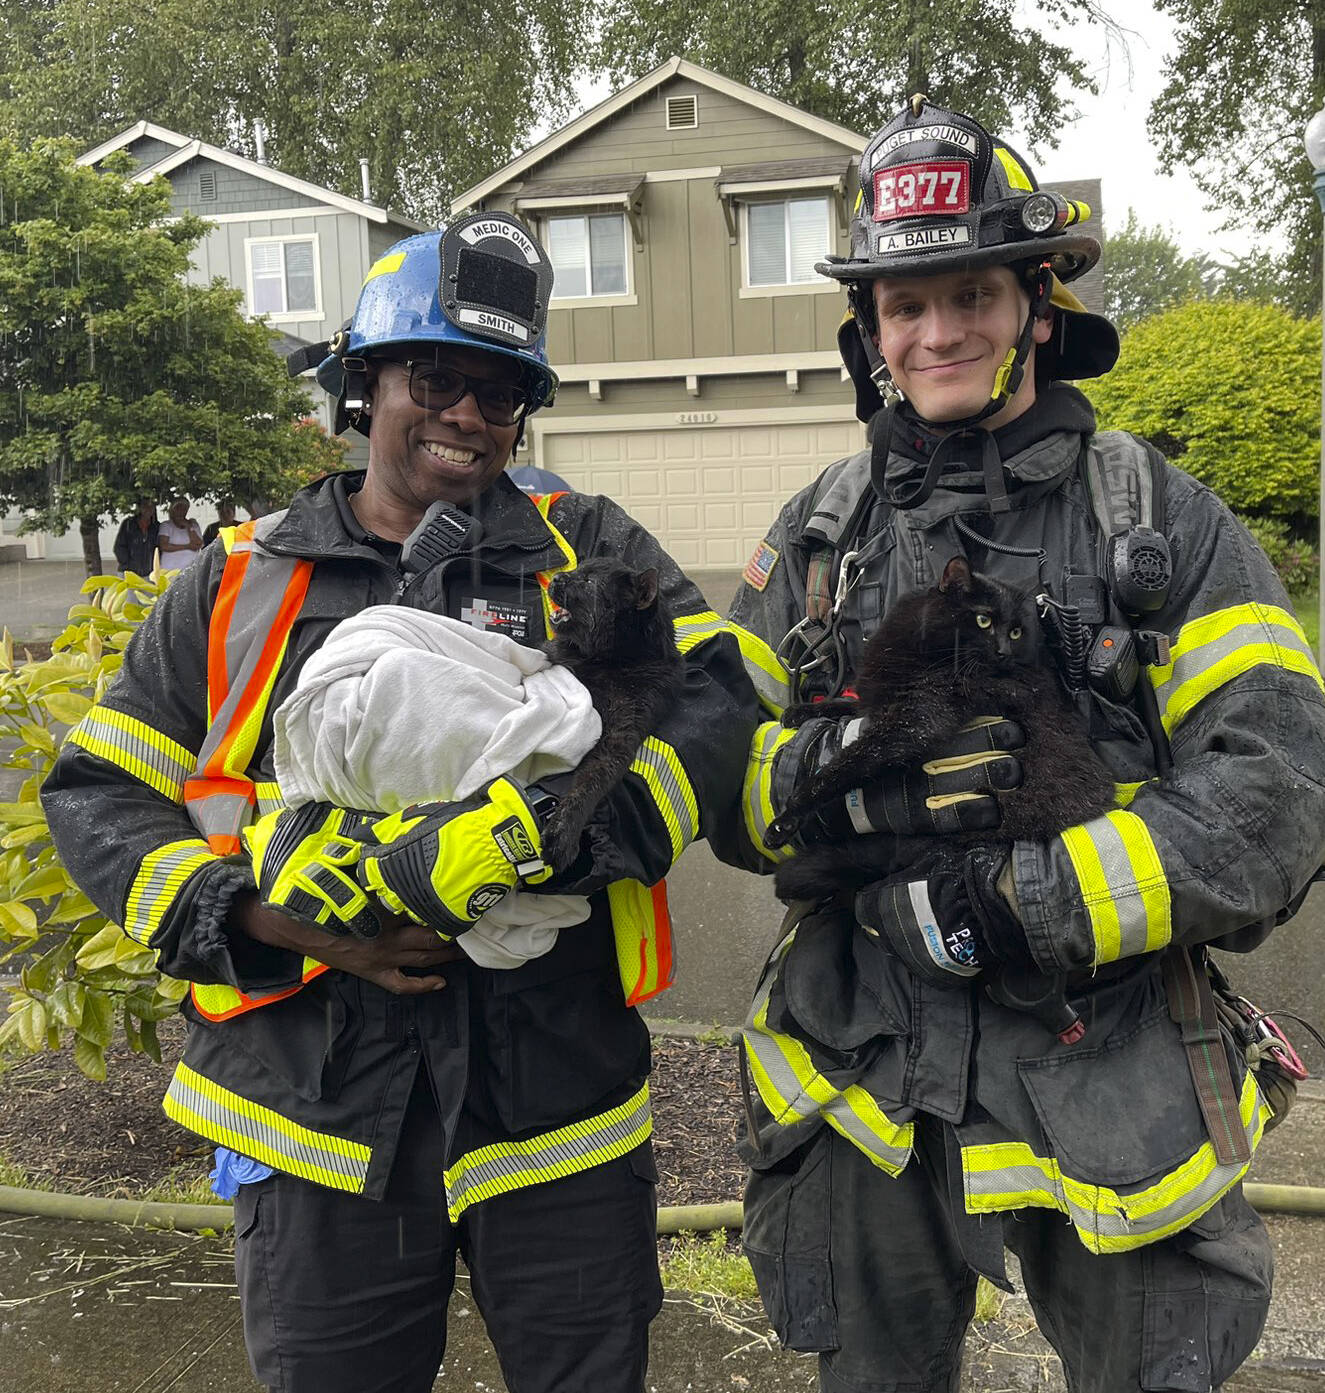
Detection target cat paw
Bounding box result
[763,816,797,850]
[540,816,578,874]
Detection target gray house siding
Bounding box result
[123,135,180,170]
[166,157,326,218]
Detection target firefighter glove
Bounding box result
[854,842,1031,987]
[783,715,1024,845]
[244,802,381,938]
[356,777,552,937]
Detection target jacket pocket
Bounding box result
[743,1134,839,1353]
[1017,1002,1218,1188]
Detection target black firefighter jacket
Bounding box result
[720,386,1325,1254]
[42,471,758,1213]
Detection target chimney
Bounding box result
[254,121,267,165]
[359,158,371,202]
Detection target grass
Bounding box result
[0,1151,52,1190]
[660,1231,759,1300]
[1289,587,1319,658]
[139,1164,225,1207]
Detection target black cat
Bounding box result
[768,556,1117,902]
[539,558,684,872]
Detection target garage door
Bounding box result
[539,419,864,569]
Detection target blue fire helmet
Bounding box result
[291,213,559,436]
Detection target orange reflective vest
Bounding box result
[184,499,675,1020]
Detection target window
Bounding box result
[666,94,698,130]
[248,237,318,316]
[546,214,628,299]
[745,197,830,287]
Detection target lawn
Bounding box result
[1290,588,1319,658]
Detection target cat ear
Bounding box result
[939,557,973,593]
[634,568,660,609]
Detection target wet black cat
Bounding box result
[540,558,684,872]
[768,555,1116,901]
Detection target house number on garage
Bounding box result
[676,411,719,425]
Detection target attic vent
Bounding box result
[198,168,217,201]
[666,95,698,130]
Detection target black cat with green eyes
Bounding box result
[766,555,1117,901]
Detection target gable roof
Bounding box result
[77,120,424,229]
[451,56,867,214]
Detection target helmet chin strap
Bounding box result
[866,260,1054,514]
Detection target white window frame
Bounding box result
[243,232,323,323]
[543,212,636,309]
[738,196,838,299]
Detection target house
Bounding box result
[454,57,1104,571]
[9,122,421,560]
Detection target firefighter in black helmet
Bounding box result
[719,95,1325,1393]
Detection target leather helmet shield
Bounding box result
[822,96,1100,285]
[439,213,554,353]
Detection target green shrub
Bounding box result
[1235,514,1320,592]
[1086,301,1320,524]
[0,573,186,1080]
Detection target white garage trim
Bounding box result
[555,350,843,384]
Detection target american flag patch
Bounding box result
[743,540,780,591]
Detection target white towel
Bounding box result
[273,607,601,969]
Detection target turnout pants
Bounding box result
[744,1120,1273,1393]
[233,1072,663,1393]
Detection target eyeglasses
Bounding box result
[400,361,531,427]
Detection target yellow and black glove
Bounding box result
[243,802,381,938]
[355,777,554,937]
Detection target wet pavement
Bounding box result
[3,1087,1325,1391]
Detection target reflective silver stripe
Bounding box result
[744,721,794,854]
[963,1075,1267,1254]
[742,936,913,1174]
[164,1062,370,1193]
[66,708,195,801]
[444,1084,652,1221]
[629,737,698,858]
[123,840,214,945]
[255,783,286,817]
[728,622,792,716]
[189,792,256,847]
[673,610,727,654]
[1059,810,1170,963]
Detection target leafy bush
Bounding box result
[1086,301,1320,524]
[0,573,186,1080]
[1235,514,1320,592]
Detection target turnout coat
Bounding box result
[43,471,757,1217]
[722,387,1325,1255]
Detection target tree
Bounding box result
[1098,211,1214,331]
[592,0,1113,148]
[1085,300,1320,526]
[1148,0,1324,318]
[0,138,344,574]
[0,0,592,223]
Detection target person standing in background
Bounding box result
[112,498,160,575]
[157,497,202,572]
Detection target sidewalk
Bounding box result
[0,559,89,644]
[2,1086,1324,1391]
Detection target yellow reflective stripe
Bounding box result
[254,782,285,816]
[164,1061,371,1192]
[727,621,791,717]
[1114,780,1151,808]
[629,736,698,860]
[530,493,577,637]
[963,1072,1266,1254]
[672,609,728,655]
[1150,603,1323,736]
[226,623,300,782]
[743,934,913,1174]
[123,840,215,946]
[67,707,196,802]
[444,1083,652,1222]
[993,146,1034,191]
[607,878,673,1006]
[362,250,405,285]
[742,721,796,863]
[1059,810,1170,964]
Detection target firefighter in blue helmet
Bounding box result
[715,96,1325,1392]
[42,214,758,1392]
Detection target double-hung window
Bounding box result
[546,214,629,299]
[248,236,319,317]
[745,197,831,287]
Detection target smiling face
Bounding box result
[871,266,1052,429]
[363,344,523,519]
